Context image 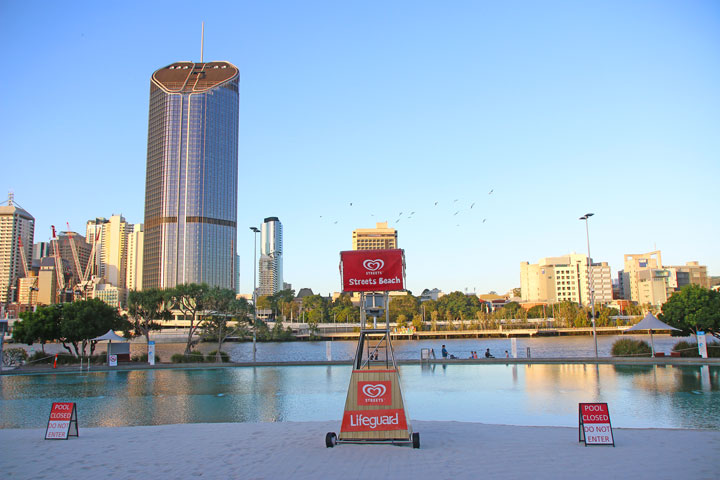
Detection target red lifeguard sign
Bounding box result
[340,249,405,292]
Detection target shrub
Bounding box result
[611,338,652,357]
[131,353,162,363]
[672,341,720,358]
[2,348,28,366]
[171,353,185,363]
[188,350,204,363]
[27,351,54,364]
[205,350,229,363]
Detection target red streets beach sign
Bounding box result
[579,403,614,446]
[340,249,405,292]
[341,409,408,432]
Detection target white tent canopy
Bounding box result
[91,330,127,342]
[625,313,680,356]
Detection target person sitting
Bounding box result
[485,348,494,358]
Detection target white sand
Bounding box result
[2,421,718,479]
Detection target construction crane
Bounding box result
[50,226,67,301]
[17,237,38,303]
[65,222,83,286]
[17,237,30,278]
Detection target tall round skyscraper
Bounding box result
[142,61,239,289]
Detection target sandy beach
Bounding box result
[2,420,718,479]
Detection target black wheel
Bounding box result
[325,432,337,448]
[412,432,420,449]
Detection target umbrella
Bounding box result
[624,313,680,356]
[91,330,128,365]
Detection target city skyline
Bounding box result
[2,1,718,296]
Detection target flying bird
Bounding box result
[470,203,475,209]
[453,199,458,203]
[488,189,493,195]
[349,202,353,206]
[454,211,459,216]
[434,201,438,206]
[483,218,487,223]
[334,221,338,224]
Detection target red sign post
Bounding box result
[45,402,79,440]
[340,249,405,292]
[579,403,614,446]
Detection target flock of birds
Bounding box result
[316,189,495,229]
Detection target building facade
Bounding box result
[352,222,397,250]
[618,251,709,305]
[0,194,34,305]
[258,217,283,296]
[520,254,612,306]
[142,61,239,290]
[126,224,144,291]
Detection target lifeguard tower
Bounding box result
[326,249,419,448]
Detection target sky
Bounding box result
[1,0,718,297]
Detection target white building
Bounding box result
[258,217,283,296]
[520,253,612,306]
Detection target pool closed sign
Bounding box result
[45,402,79,440]
[578,403,614,446]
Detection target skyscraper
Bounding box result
[258,217,283,295]
[0,193,34,305]
[142,61,239,290]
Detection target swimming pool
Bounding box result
[1,364,717,429]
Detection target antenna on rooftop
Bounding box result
[200,21,205,63]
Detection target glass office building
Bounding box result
[142,61,239,289]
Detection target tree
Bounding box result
[527,305,546,319]
[201,287,248,362]
[660,285,720,339]
[389,294,419,322]
[302,294,328,325]
[61,299,129,357]
[127,288,172,351]
[271,289,296,320]
[13,305,62,352]
[171,283,210,355]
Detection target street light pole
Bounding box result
[250,226,260,362]
[579,213,598,358]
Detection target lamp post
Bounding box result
[250,226,260,362]
[579,213,598,358]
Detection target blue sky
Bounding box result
[1,1,718,296]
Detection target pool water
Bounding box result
[1,364,718,429]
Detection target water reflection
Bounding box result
[1,364,718,430]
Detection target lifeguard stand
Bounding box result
[326,249,419,448]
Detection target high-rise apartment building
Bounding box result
[520,254,612,306]
[126,224,144,291]
[0,194,34,305]
[86,215,131,288]
[142,61,239,290]
[258,217,283,296]
[352,222,397,250]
